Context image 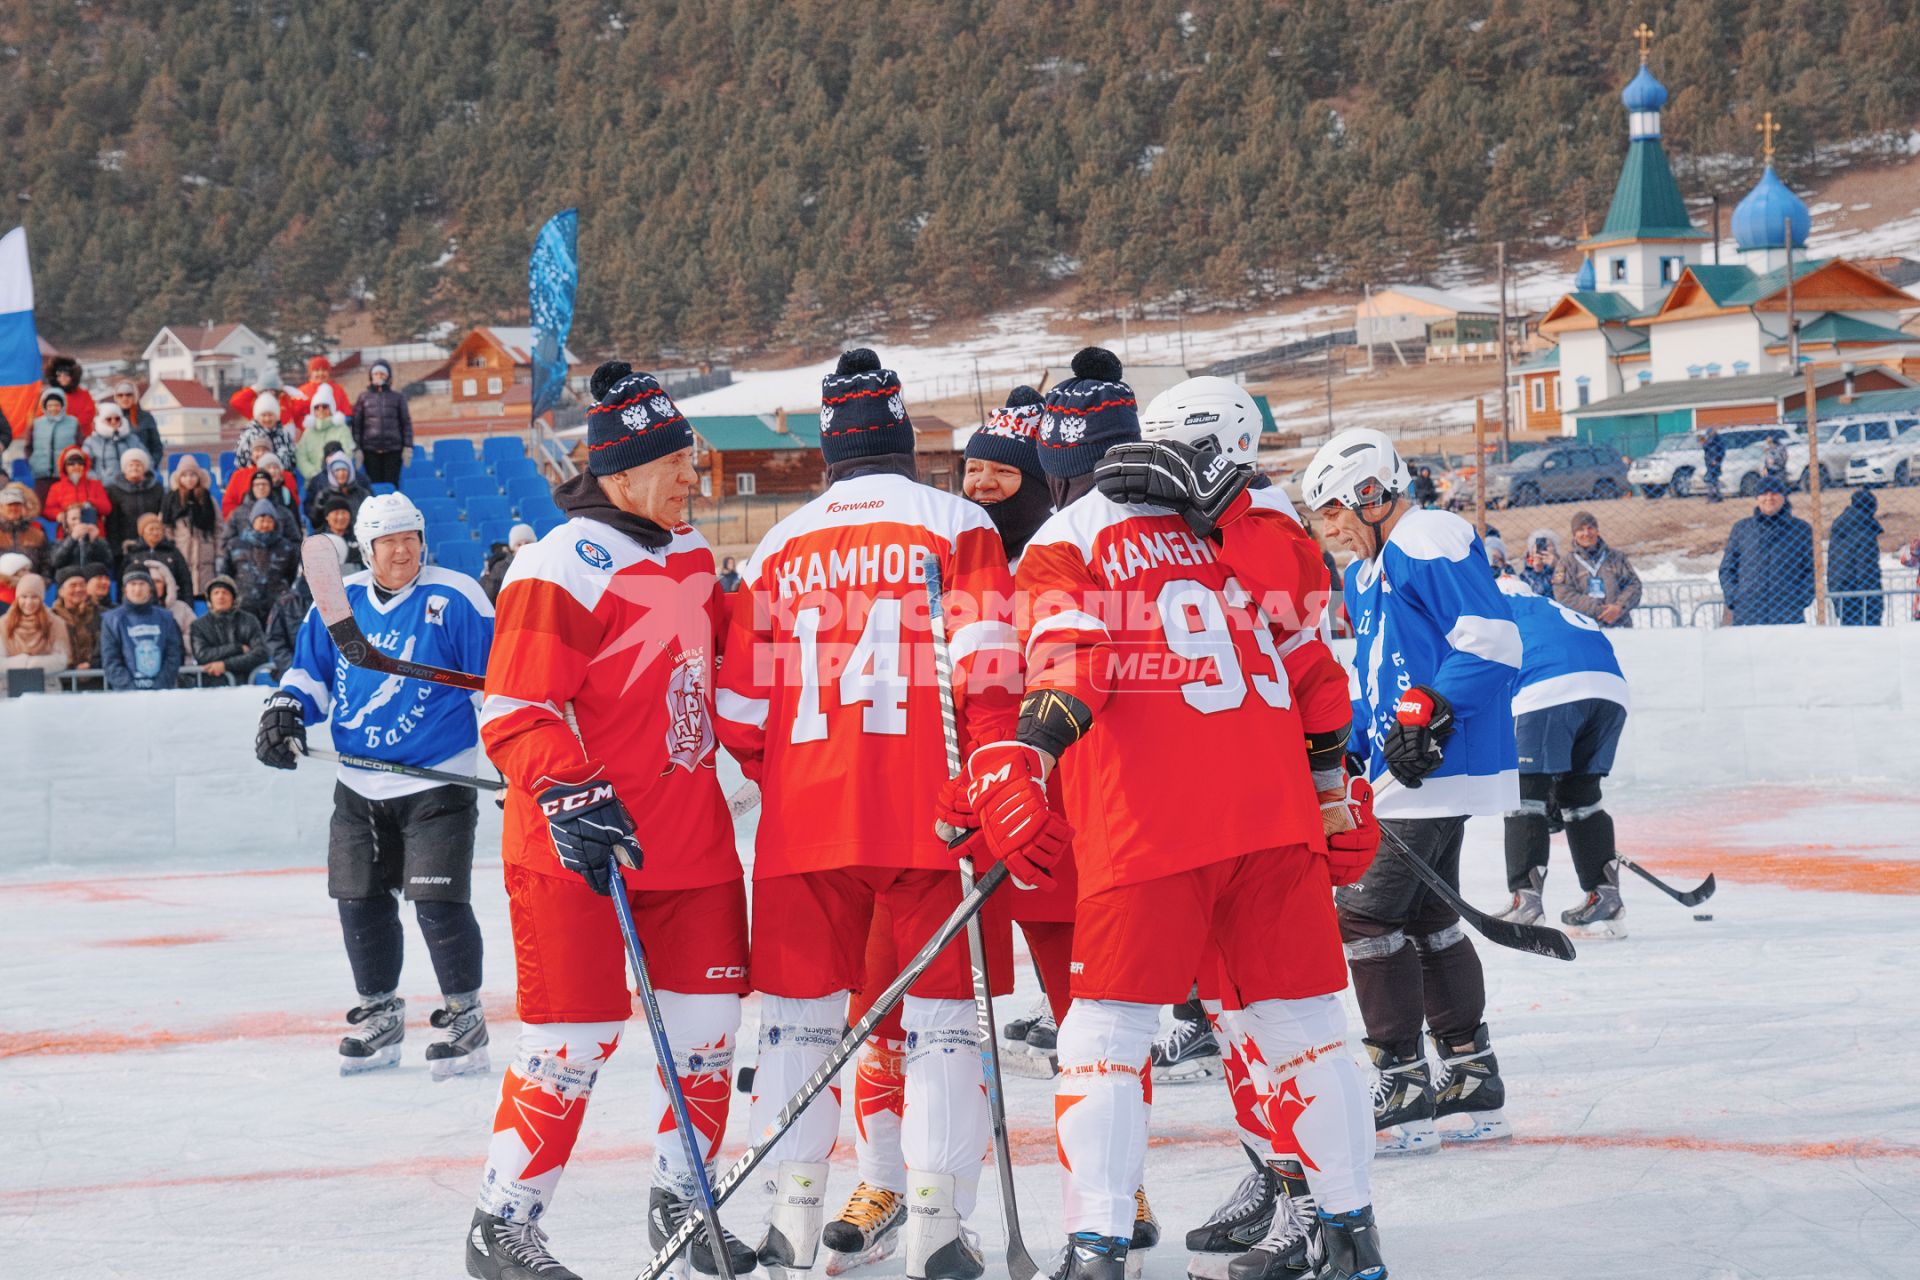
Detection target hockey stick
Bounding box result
[1371,779,1577,961]
[924,552,1041,1280]
[638,859,1013,1280]
[301,536,486,691]
[608,862,736,1280]
[1616,854,1716,908]
[296,743,505,791]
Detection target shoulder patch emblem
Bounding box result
[575,539,613,570]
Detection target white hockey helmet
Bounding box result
[353,491,426,555]
[1300,427,1412,512]
[1139,376,1265,465]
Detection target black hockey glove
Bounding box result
[1093,440,1254,538]
[255,692,308,770]
[537,778,643,896]
[1381,685,1454,789]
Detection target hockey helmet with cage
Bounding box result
[1301,428,1412,512]
[353,491,426,556]
[1139,376,1265,466]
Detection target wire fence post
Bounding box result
[1804,364,1827,625]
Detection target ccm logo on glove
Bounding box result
[541,783,616,816]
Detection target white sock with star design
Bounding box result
[477,1020,626,1221]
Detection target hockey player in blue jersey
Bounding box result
[254,492,497,1078]
[1492,576,1631,938]
[1301,427,1521,1157]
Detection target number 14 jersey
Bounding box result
[1016,489,1326,896]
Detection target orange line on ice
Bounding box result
[1626,846,1920,896]
[96,932,226,948]
[6,866,325,902]
[1511,1133,1920,1160]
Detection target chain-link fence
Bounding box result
[690,493,821,558]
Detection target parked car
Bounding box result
[1844,420,1920,487]
[1483,442,1630,508]
[1814,415,1919,489]
[1629,426,1780,497]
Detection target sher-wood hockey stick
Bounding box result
[608,862,737,1280]
[297,744,506,791]
[924,552,1041,1280]
[1616,855,1716,908]
[638,859,1013,1280]
[1372,778,1577,961]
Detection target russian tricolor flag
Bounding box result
[0,227,44,441]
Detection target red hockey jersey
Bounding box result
[1015,491,1325,897]
[481,517,739,890]
[716,471,1019,878]
[1242,486,1351,739]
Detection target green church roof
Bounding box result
[1590,138,1707,243]
[1788,313,1915,347]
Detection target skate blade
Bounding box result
[1374,1121,1441,1155]
[1126,1250,1145,1280]
[1185,1253,1238,1280]
[1565,918,1627,940]
[338,1044,402,1076]
[824,1225,901,1276]
[999,1050,1059,1080]
[1438,1109,1513,1144]
[431,1045,493,1081]
[1151,1058,1223,1084]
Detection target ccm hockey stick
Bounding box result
[924,552,1041,1280]
[301,535,761,818]
[1616,854,1716,908]
[640,859,1013,1280]
[297,744,505,791]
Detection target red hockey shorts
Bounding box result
[1069,845,1346,1006]
[506,864,750,1024]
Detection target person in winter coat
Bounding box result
[293,386,357,484]
[52,565,102,672]
[189,574,271,685]
[477,522,536,602]
[1719,476,1815,626]
[236,394,298,472]
[311,492,367,571]
[0,571,72,690]
[221,436,277,520]
[27,387,83,490]
[162,456,220,596]
[1701,427,1726,502]
[43,356,95,440]
[1520,528,1559,597]
[349,360,412,487]
[0,551,28,610]
[1552,510,1643,627]
[1827,486,1885,627]
[223,443,301,523]
[105,378,166,466]
[123,512,194,602]
[291,357,353,436]
[101,565,183,690]
[226,378,286,437]
[217,501,300,625]
[303,451,369,530]
[44,445,112,531]
[0,482,49,575]
[84,400,148,481]
[264,571,313,679]
[219,469,299,556]
[105,449,166,559]
[48,504,115,575]
[138,556,196,659]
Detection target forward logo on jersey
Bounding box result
[662,648,715,773]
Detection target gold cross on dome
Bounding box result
[1633,23,1655,61]
[1757,111,1781,164]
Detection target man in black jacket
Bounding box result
[189,574,272,685]
[1718,476,1814,625]
[349,360,412,488]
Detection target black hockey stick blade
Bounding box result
[1375,821,1577,961]
[300,536,485,691]
[299,744,505,791]
[1617,855,1716,908]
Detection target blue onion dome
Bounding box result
[1574,254,1596,291]
[1732,165,1810,250]
[1621,63,1668,113]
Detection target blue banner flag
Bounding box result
[528,209,579,421]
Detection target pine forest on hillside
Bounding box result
[7,0,1919,364]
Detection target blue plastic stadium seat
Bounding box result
[450,474,501,503]
[36,517,57,540]
[415,497,461,530]
[8,458,31,485]
[401,473,454,501]
[368,482,396,496]
[481,436,526,466]
[435,542,485,577]
[218,450,237,481]
[432,439,477,467]
[442,458,490,483]
[506,475,554,508]
[475,519,513,548]
[531,511,567,537]
[493,454,540,480]
[464,494,514,527]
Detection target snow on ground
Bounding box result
[4,752,1917,1279]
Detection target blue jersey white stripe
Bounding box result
[1497,577,1630,715]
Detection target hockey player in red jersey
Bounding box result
[463,363,754,1280]
[715,349,1023,1280]
[957,348,1385,1280]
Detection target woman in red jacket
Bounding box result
[44,356,96,441]
[43,446,112,531]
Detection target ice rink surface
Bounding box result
[4,762,1918,1279]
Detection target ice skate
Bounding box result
[650,1185,759,1276]
[1184,1145,1279,1280]
[1364,1040,1437,1156]
[822,1183,904,1275]
[1432,1024,1511,1144]
[427,993,492,1080]
[1052,1232,1130,1280]
[339,994,404,1076]
[1150,1015,1222,1083]
[1316,1205,1386,1280]
[1002,994,1049,1046]
[1003,1007,1059,1079]
[465,1207,581,1279]
[1561,863,1627,939]
[1495,868,1544,925]
[902,1171,983,1280]
[1131,1186,1160,1250]
[1224,1160,1324,1280]
[759,1160,829,1280]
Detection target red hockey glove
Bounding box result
[932,772,976,844]
[960,741,1071,891]
[1321,773,1380,886]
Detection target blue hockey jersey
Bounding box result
[1496,577,1629,715]
[279,565,494,799]
[1344,508,1520,818]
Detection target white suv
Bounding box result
[1629,426,1777,497]
[1844,420,1920,487]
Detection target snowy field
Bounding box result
[4,737,1917,1279]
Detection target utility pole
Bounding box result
[1364,282,1375,375]
[972,356,986,425]
[1805,363,1826,625]
[1784,214,1799,367]
[1497,240,1512,462]
[1324,322,1335,437]
[1711,195,1721,265]
[1177,309,1187,369]
[1473,397,1488,537]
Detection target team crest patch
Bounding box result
[575,539,613,569]
[662,648,715,773]
[424,596,447,627]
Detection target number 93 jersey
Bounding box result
[1016,489,1325,896]
[715,471,1020,877]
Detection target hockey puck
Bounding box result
[1693,913,1713,922]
